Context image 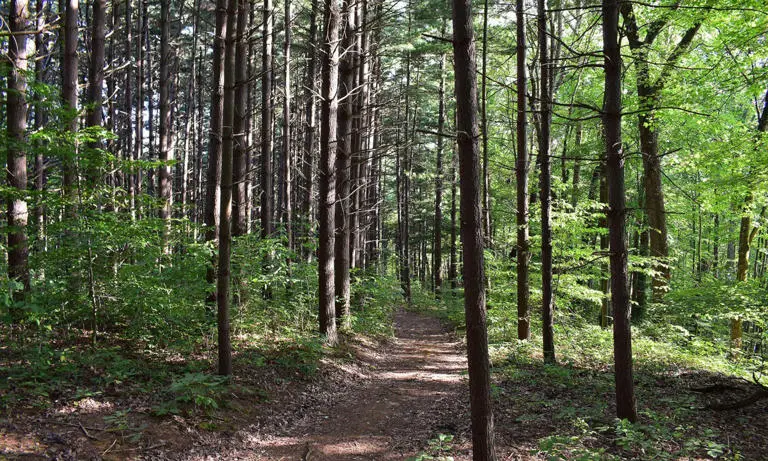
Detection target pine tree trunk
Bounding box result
[159,0,173,232]
[86,0,106,184]
[318,0,341,345]
[232,0,249,237]
[145,0,155,198]
[433,32,446,295]
[281,0,293,247]
[538,0,555,364]
[217,0,239,376]
[135,0,144,214]
[62,0,78,212]
[452,0,497,456]
[449,146,458,290]
[34,0,49,248]
[205,0,229,303]
[480,0,491,244]
[334,0,356,323]
[515,0,530,340]
[300,0,319,260]
[7,0,32,303]
[260,0,274,238]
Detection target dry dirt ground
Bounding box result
[1,311,482,460]
[4,310,767,460]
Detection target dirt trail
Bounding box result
[232,310,471,460]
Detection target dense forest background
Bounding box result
[1,0,768,458]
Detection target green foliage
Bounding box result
[409,433,455,461]
[153,372,229,415]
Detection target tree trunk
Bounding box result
[480,0,491,243]
[33,0,49,247]
[733,195,753,356]
[452,0,497,456]
[86,0,107,184]
[538,0,555,364]
[217,0,239,376]
[62,0,78,211]
[515,0,529,340]
[159,0,173,235]
[599,166,609,328]
[318,0,341,345]
[135,0,144,215]
[260,0,274,238]
[449,144,458,290]
[620,2,703,301]
[281,0,293,247]
[124,0,135,219]
[603,0,638,422]
[205,0,229,304]
[232,0,250,237]
[145,0,155,198]
[433,31,446,295]
[335,0,356,323]
[7,0,32,303]
[400,12,412,304]
[300,0,319,260]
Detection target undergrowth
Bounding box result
[0,233,400,417]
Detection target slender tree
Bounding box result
[159,0,173,234]
[515,0,530,340]
[281,0,293,247]
[300,0,319,258]
[480,0,490,242]
[86,0,107,183]
[603,0,638,423]
[6,0,32,302]
[335,0,356,324]
[433,30,446,295]
[232,0,250,237]
[261,0,275,238]
[538,0,555,364]
[319,0,341,345]
[62,0,78,209]
[217,0,239,376]
[452,0,497,456]
[205,0,229,304]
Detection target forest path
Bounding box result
[239,310,470,460]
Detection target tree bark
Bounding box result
[159,0,173,234]
[217,0,239,376]
[538,0,555,364]
[86,0,107,184]
[7,0,32,302]
[261,0,274,238]
[61,0,78,212]
[335,0,356,323]
[318,0,341,345]
[33,0,49,246]
[300,0,319,260]
[280,0,293,247]
[480,0,491,243]
[515,0,530,340]
[232,0,250,237]
[449,143,458,290]
[433,29,446,295]
[205,0,229,304]
[452,0,497,456]
[603,0,638,422]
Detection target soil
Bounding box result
[1,311,477,460]
[3,310,767,460]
